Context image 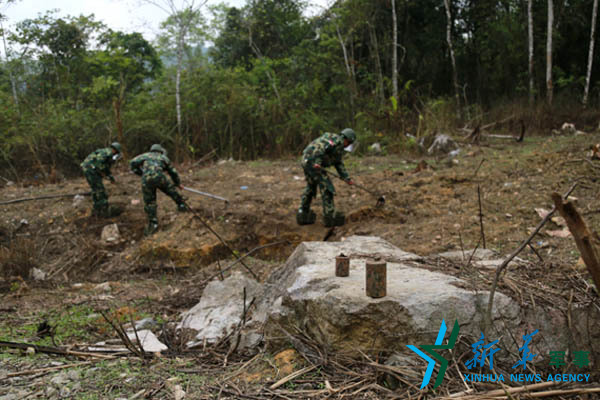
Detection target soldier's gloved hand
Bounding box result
[313,163,321,171]
[346,178,354,185]
[178,185,183,190]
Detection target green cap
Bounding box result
[110,142,122,153]
[341,128,356,143]
[150,144,167,155]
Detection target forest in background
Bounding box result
[0,0,600,179]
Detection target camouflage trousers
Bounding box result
[141,172,185,225]
[300,164,335,217]
[83,168,108,214]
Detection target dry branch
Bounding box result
[465,117,525,143]
[269,365,317,390]
[485,182,578,330]
[185,204,259,280]
[5,361,93,378]
[0,192,91,206]
[0,340,115,359]
[199,240,288,286]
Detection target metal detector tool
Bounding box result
[325,170,385,208]
[183,186,229,203]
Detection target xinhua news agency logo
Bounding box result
[408,321,593,390]
[407,319,460,389]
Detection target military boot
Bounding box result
[323,213,335,227]
[334,211,345,226]
[177,203,189,212]
[296,208,316,225]
[107,205,124,217]
[92,205,110,218]
[144,222,159,236]
[324,211,345,227]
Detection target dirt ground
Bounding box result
[1,131,600,398]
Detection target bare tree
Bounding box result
[584,0,598,106]
[391,0,398,100]
[334,22,357,112]
[368,22,385,105]
[0,1,20,112]
[546,0,554,105]
[142,0,206,161]
[528,0,534,105]
[443,0,460,116]
[0,19,17,112]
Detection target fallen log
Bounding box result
[467,119,525,143]
[0,192,91,206]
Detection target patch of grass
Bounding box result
[247,159,275,168]
[0,304,122,346]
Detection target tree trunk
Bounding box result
[528,0,534,105]
[0,21,18,113]
[368,23,385,106]
[584,0,598,106]
[546,0,554,106]
[443,0,460,116]
[248,27,282,108]
[113,76,126,157]
[175,31,184,163]
[113,99,124,150]
[391,0,398,100]
[552,193,600,294]
[335,23,356,113]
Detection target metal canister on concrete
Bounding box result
[335,254,350,277]
[366,259,386,298]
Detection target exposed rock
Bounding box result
[178,271,262,346]
[126,329,167,353]
[252,236,517,353]
[133,317,158,331]
[369,142,382,154]
[93,282,111,292]
[427,134,459,155]
[31,267,46,281]
[50,372,69,385]
[561,122,576,134]
[72,194,86,208]
[245,236,599,356]
[101,223,121,243]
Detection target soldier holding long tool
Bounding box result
[130,144,188,235]
[80,142,122,217]
[297,128,356,227]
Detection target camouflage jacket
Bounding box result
[80,147,116,180]
[129,152,181,186]
[302,132,350,180]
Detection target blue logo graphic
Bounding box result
[407,319,460,389]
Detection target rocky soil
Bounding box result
[1,131,600,398]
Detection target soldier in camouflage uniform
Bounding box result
[130,144,187,235]
[81,142,122,217]
[298,128,356,227]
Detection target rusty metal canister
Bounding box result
[335,254,350,277]
[366,259,386,298]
